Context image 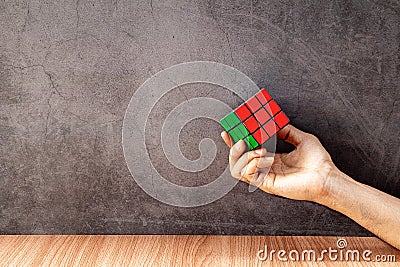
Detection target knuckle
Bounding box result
[250,150,259,157]
[307,133,318,141]
[250,158,260,168]
[247,150,261,161]
[244,151,253,161]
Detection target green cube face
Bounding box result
[235,124,249,137]
[243,135,258,150]
[228,128,240,143]
[220,112,241,131]
[220,111,260,150]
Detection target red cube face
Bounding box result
[255,89,272,104]
[243,116,259,133]
[263,120,278,137]
[254,108,270,125]
[266,100,281,116]
[274,111,290,129]
[220,88,290,150]
[252,127,269,144]
[235,104,252,121]
[245,96,262,113]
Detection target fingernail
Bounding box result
[265,156,274,161]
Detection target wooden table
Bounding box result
[0,236,398,266]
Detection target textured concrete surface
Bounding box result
[0,0,399,234]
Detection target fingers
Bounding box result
[240,157,274,179]
[221,131,233,148]
[277,124,308,146]
[231,148,267,177]
[228,140,247,172]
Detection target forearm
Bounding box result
[317,168,400,249]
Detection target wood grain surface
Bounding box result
[0,235,398,266]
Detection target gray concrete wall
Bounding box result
[0,0,399,234]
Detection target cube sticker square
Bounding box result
[243,135,259,150]
[220,112,241,131]
[252,127,269,144]
[274,111,290,129]
[255,90,272,104]
[267,100,281,116]
[254,108,270,125]
[220,88,290,150]
[235,104,252,121]
[245,96,262,113]
[263,119,278,137]
[243,116,259,133]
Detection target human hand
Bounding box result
[221,124,336,202]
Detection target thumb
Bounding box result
[277,124,308,146]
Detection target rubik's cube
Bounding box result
[220,88,290,150]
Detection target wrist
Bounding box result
[315,166,353,207]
